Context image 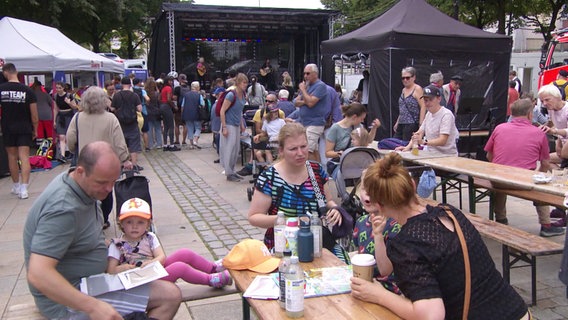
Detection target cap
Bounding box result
[450,75,463,82]
[559,69,568,78]
[179,74,188,82]
[121,77,131,85]
[222,239,280,273]
[167,71,178,78]
[156,78,164,84]
[119,198,152,221]
[422,85,441,98]
[268,104,279,112]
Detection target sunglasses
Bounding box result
[401,76,412,80]
[266,100,277,103]
[304,72,311,75]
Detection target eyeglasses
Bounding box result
[265,99,277,103]
[401,76,412,80]
[304,72,311,75]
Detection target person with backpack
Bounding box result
[173,74,190,147]
[133,78,150,151]
[181,81,205,149]
[144,78,163,150]
[552,69,568,101]
[111,77,143,170]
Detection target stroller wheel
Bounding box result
[247,187,253,201]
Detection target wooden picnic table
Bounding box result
[229,249,400,320]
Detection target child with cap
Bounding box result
[107,198,232,288]
[253,102,286,164]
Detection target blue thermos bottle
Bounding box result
[298,215,314,262]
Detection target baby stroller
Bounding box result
[114,169,155,231]
[332,147,381,250]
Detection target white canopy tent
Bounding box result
[0,17,123,83]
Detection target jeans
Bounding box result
[186,120,202,141]
[147,119,162,148]
[160,104,175,145]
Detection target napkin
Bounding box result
[243,275,280,300]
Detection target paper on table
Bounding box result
[118,261,169,290]
[243,275,280,300]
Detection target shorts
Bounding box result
[141,113,149,133]
[56,111,74,135]
[252,140,270,151]
[174,111,185,127]
[306,125,324,152]
[123,128,142,153]
[37,120,54,139]
[3,133,32,147]
[66,283,150,319]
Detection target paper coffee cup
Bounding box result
[351,253,375,282]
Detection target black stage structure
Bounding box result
[149,3,338,90]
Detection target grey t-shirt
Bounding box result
[23,171,107,319]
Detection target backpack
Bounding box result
[214,89,236,117]
[132,87,145,108]
[177,85,191,109]
[199,99,211,121]
[554,81,568,100]
[114,91,138,125]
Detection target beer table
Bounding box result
[228,249,401,320]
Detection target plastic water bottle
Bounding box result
[285,256,304,318]
[310,212,323,258]
[297,215,314,262]
[274,211,287,257]
[278,249,292,309]
[285,218,299,256]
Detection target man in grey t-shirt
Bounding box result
[24,141,181,319]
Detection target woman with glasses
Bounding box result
[393,67,426,142]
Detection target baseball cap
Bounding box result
[450,75,463,82]
[119,198,152,221]
[559,69,568,78]
[179,74,188,82]
[222,239,280,273]
[422,84,441,98]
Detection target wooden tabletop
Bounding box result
[229,249,401,320]
[458,130,490,137]
[413,157,568,197]
[377,149,455,161]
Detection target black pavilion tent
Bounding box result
[321,0,512,139]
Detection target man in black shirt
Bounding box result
[0,63,38,199]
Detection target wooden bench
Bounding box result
[473,178,565,219]
[4,284,239,320]
[464,212,564,306]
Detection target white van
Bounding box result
[124,59,146,69]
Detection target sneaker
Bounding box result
[236,166,253,176]
[11,185,20,195]
[495,218,508,225]
[540,225,565,237]
[551,208,566,219]
[194,144,201,149]
[209,270,232,288]
[19,189,29,199]
[226,174,242,182]
[551,218,566,228]
[56,156,67,163]
[163,146,171,152]
[213,159,220,164]
[169,145,181,152]
[213,259,225,273]
[102,222,111,230]
[145,148,151,152]
[182,141,187,145]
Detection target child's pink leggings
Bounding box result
[160,248,216,285]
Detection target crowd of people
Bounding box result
[3,57,564,319]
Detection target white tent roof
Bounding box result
[0,17,123,73]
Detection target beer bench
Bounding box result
[465,212,564,306]
[5,283,238,320]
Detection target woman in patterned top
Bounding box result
[351,152,529,320]
[393,67,426,141]
[248,122,344,250]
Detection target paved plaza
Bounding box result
[1,132,568,319]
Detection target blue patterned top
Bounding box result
[255,161,328,249]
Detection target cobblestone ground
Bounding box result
[145,147,264,259]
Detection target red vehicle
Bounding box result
[539,27,568,88]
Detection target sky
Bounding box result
[192,0,324,9]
